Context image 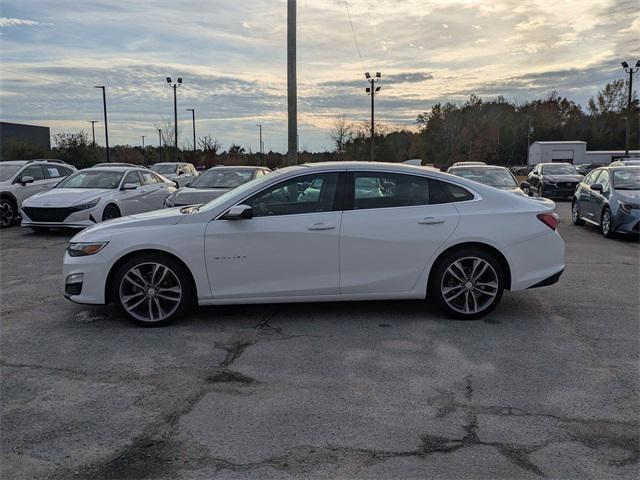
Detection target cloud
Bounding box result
[0,17,52,27]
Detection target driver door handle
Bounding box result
[307,223,335,231]
[418,217,445,225]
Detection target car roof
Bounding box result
[449,165,507,170]
[83,166,143,173]
[0,161,28,166]
[539,162,573,166]
[209,166,267,171]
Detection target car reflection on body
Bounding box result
[447,165,528,196]
[572,166,640,237]
[164,166,271,207]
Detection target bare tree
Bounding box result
[588,79,633,115]
[329,116,353,159]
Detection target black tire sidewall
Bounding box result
[601,208,614,238]
[0,198,17,228]
[430,248,505,320]
[102,204,121,221]
[112,252,194,327]
[572,201,585,226]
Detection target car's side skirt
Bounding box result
[198,291,424,306]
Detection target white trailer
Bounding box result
[528,141,640,167]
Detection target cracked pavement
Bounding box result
[1,202,638,479]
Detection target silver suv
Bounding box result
[0,159,77,227]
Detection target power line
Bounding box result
[344,0,367,71]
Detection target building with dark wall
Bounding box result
[0,122,51,152]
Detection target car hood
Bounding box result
[544,174,583,182]
[615,190,640,203]
[171,187,230,205]
[23,188,112,207]
[72,207,187,241]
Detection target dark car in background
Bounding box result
[164,166,271,207]
[572,166,640,238]
[576,163,602,176]
[447,165,528,196]
[527,163,583,199]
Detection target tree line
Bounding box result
[1,79,637,169]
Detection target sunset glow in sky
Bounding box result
[1,0,638,151]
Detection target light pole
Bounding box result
[141,135,146,148]
[256,124,263,166]
[93,86,110,162]
[157,128,162,147]
[186,108,196,156]
[88,120,98,146]
[287,0,297,166]
[365,72,381,162]
[621,61,640,157]
[166,77,182,160]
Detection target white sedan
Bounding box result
[63,162,565,326]
[21,166,176,231]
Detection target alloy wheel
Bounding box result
[0,200,15,227]
[440,257,499,314]
[602,210,611,236]
[572,204,578,222]
[119,262,182,323]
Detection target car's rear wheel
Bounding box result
[113,253,194,327]
[601,207,615,238]
[572,201,585,226]
[430,248,505,320]
[0,198,17,228]
[102,204,121,221]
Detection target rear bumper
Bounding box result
[504,230,565,291]
[527,268,564,289]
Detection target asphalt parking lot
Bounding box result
[1,202,638,479]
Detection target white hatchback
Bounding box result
[21,166,176,231]
[63,162,565,326]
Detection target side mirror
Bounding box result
[520,181,530,190]
[590,184,603,192]
[121,183,138,190]
[222,204,253,220]
[20,176,35,185]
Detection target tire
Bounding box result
[571,200,585,226]
[0,197,17,228]
[102,204,121,221]
[601,207,615,238]
[112,252,194,327]
[429,248,505,320]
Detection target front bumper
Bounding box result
[541,183,578,198]
[21,206,99,229]
[63,251,109,305]
[613,209,640,234]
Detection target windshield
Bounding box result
[613,169,640,190]
[451,168,517,188]
[191,169,255,189]
[56,170,123,189]
[0,164,22,182]
[151,164,178,174]
[199,169,284,212]
[542,164,577,175]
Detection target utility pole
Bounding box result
[186,108,196,157]
[141,135,146,148]
[166,77,182,160]
[88,120,98,146]
[93,86,110,162]
[287,0,297,166]
[365,72,381,162]
[157,128,162,147]
[526,117,534,164]
[621,61,639,157]
[256,124,263,166]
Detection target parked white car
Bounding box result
[1,160,76,228]
[165,166,271,207]
[150,162,199,187]
[63,162,565,326]
[21,166,176,231]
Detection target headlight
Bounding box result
[73,198,101,210]
[619,202,639,215]
[67,242,109,257]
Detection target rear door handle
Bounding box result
[307,223,335,231]
[418,217,445,225]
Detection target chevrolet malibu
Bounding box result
[63,162,565,326]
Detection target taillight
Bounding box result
[537,213,559,230]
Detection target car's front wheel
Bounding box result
[0,198,17,228]
[601,207,615,238]
[102,204,121,221]
[113,253,194,327]
[430,248,505,320]
[572,201,585,226]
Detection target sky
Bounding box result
[0,0,638,152]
